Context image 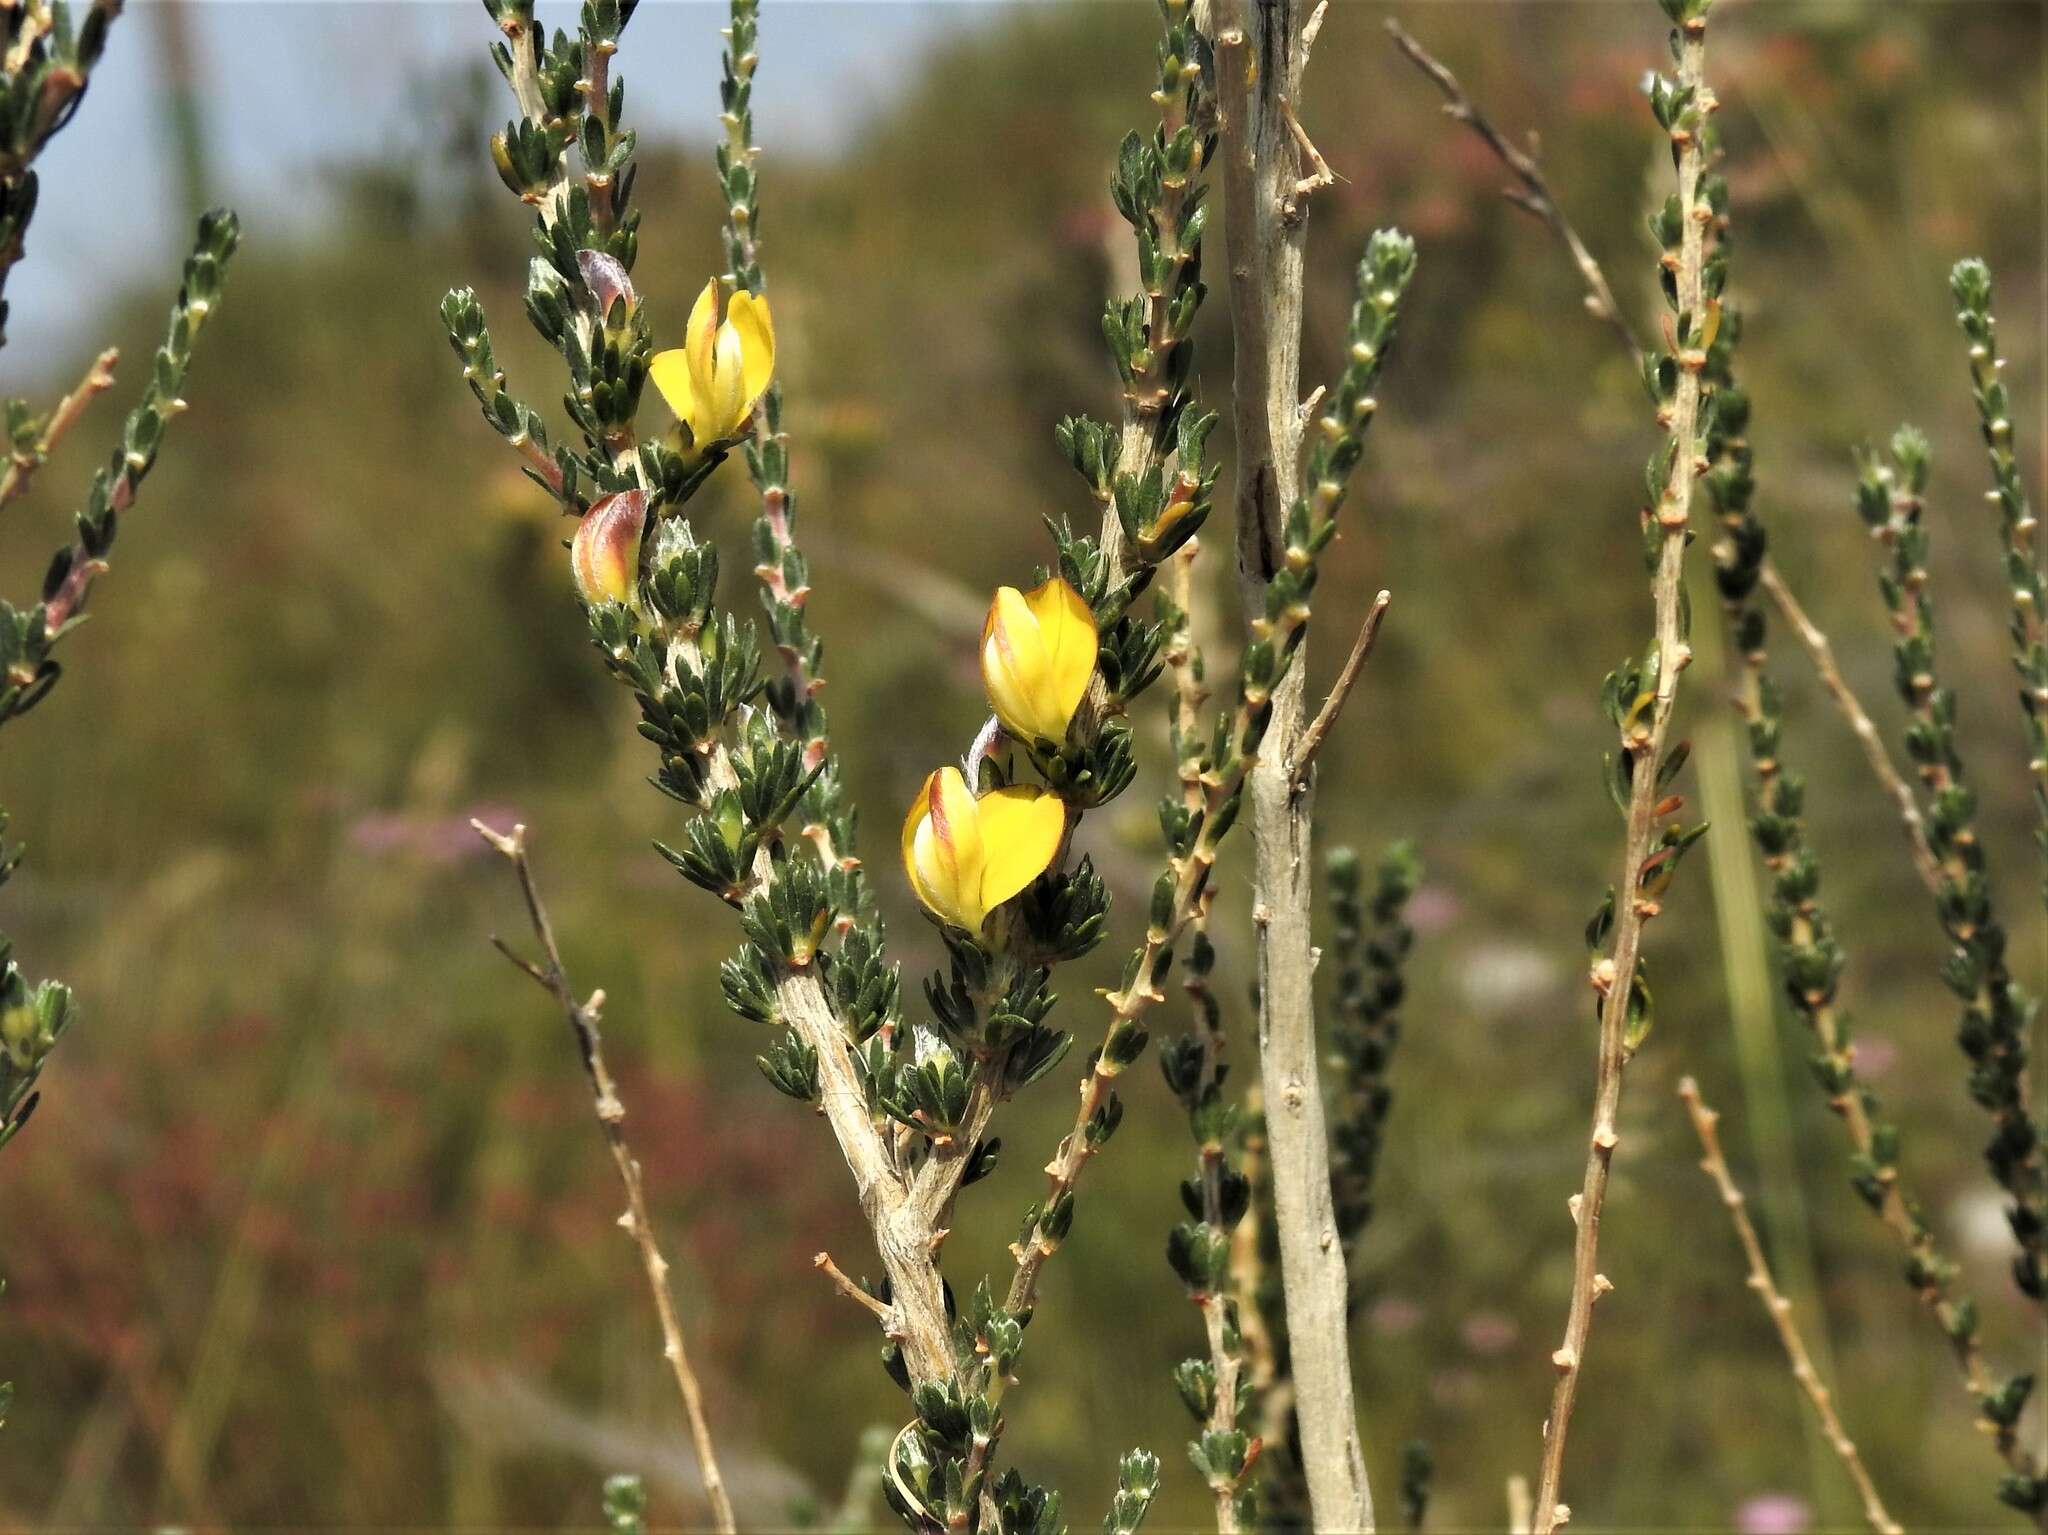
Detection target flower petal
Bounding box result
[728,290,776,411]
[903,766,989,929]
[982,585,1054,741]
[973,786,1065,914]
[684,279,723,434]
[902,769,945,915]
[648,349,695,430]
[1021,577,1098,732]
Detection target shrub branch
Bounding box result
[1676,1078,1899,1535]
[474,820,738,1535]
[1531,9,1716,1528]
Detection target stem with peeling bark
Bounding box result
[1214,2,1379,1525]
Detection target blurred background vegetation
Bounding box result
[0,0,2040,1528]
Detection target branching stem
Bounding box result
[473,820,738,1535]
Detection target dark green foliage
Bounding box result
[0,0,118,345]
[1399,1441,1432,1532]
[1325,842,1422,1257]
[602,1473,648,1535]
[1855,430,2047,1306]
[0,3,242,1440]
[1949,259,2048,910]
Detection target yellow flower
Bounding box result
[901,766,1065,933]
[570,488,648,607]
[980,578,1099,746]
[648,279,775,452]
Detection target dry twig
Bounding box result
[1293,589,1391,787]
[474,820,738,1535]
[1677,1077,1900,1535]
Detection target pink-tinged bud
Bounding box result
[575,251,637,320]
[571,490,647,607]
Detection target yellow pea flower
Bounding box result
[571,488,648,607]
[980,578,1099,746]
[648,278,775,452]
[901,766,1065,933]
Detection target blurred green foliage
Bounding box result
[0,1,2039,1529]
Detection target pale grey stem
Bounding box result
[1215,2,1373,1529]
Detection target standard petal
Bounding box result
[930,766,985,916]
[728,290,776,409]
[1022,577,1099,730]
[902,770,947,916]
[982,585,1055,740]
[973,786,1066,913]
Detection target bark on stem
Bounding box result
[1677,1078,1900,1535]
[474,821,738,1535]
[1214,3,1373,1529]
[1529,24,1713,1535]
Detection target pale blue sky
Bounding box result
[12,0,1010,365]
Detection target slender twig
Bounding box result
[1531,20,1714,1532]
[0,345,115,513]
[1754,562,1940,897]
[1855,438,2048,1317]
[813,1251,893,1325]
[473,820,738,1535]
[1163,538,1254,1535]
[1232,1081,1280,1423]
[1677,1077,1901,1535]
[1292,589,1391,787]
[1384,16,1935,894]
[1384,18,1636,359]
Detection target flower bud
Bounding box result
[571,489,648,608]
[0,1002,36,1068]
[648,278,776,455]
[901,766,1065,934]
[576,250,637,324]
[488,130,525,197]
[980,578,1099,746]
